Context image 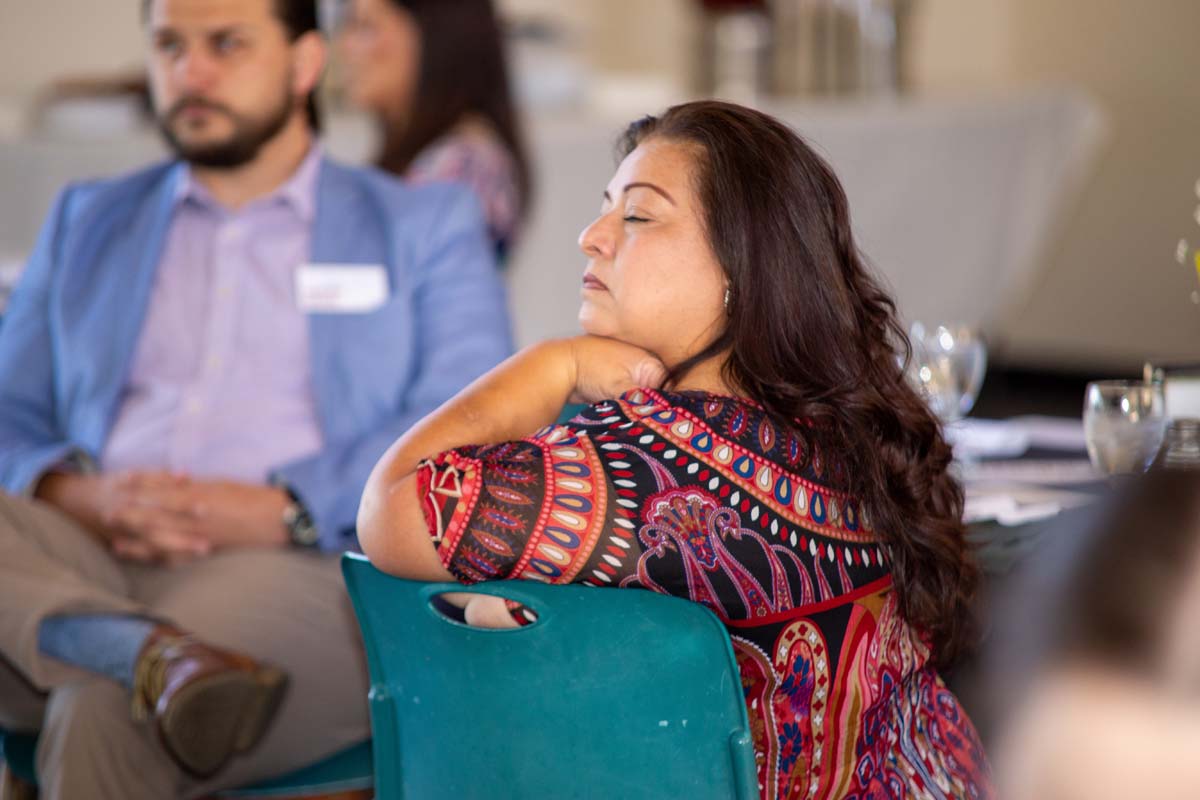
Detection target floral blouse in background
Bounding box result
[418,388,991,800]
[404,126,520,261]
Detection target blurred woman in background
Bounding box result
[338,0,529,258]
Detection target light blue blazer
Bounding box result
[0,157,514,551]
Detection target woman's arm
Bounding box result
[357,340,573,580]
[356,336,664,580]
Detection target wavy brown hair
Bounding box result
[620,100,979,667]
[376,0,530,218]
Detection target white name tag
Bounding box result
[295,263,388,314]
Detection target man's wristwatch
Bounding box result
[280,488,319,548]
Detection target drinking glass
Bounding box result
[907,322,988,423]
[1083,381,1167,477]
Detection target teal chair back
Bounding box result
[556,403,588,423]
[0,727,36,786]
[340,553,758,800]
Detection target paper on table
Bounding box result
[945,419,1030,459]
[1009,415,1088,452]
[947,416,1087,459]
[964,458,1100,487]
[964,482,1095,526]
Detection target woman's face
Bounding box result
[337,0,420,117]
[577,138,728,368]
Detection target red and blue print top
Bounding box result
[418,388,991,799]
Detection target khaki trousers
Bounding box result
[0,491,370,800]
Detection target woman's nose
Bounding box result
[578,214,615,259]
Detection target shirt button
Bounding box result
[218,284,233,298]
[207,356,222,370]
[185,398,203,414]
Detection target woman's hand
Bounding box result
[565,335,667,405]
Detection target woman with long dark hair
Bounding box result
[337,0,529,257]
[357,100,991,798]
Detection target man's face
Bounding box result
[145,0,302,167]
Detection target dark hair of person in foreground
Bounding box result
[1053,469,1200,671]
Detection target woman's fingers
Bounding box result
[630,354,668,388]
[463,595,522,629]
[569,335,667,403]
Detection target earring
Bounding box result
[723,286,732,312]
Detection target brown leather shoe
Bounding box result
[131,626,289,778]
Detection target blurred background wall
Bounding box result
[909,0,1200,369]
[0,2,145,102]
[0,0,1196,372]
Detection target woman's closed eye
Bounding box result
[623,215,650,223]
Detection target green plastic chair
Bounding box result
[556,403,588,423]
[0,728,372,798]
[340,553,759,800]
[0,728,36,788]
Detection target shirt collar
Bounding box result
[173,141,324,223]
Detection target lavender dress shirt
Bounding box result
[0,148,512,549]
[101,146,324,483]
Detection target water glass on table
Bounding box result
[907,322,988,423]
[1083,380,1167,477]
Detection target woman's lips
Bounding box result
[582,274,608,290]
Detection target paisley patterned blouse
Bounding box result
[418,388,991,799]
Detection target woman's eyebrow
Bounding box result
[602,182,677,206]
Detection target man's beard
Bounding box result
[157,90,295,169]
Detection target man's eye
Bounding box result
[214,35,243,53]
[623,215,650,223]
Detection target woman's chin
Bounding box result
[342,83,384,114]
[577,309,614,338]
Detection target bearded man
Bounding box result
[0,1,512,796]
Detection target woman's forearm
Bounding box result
[374,339,575,484]
[355,334,667,578]
[356,340,575,576]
